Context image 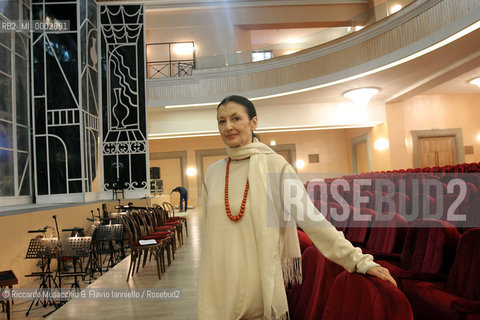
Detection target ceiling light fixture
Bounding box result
[343,88,380,106]
[469,77,480,88]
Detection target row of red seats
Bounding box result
[342,162,480,176]
[305,175,480,231]
[294,227,480,320]
[288,241,413,320]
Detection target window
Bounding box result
[252,50,272,62]
[0,2,32,205]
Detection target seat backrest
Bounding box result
[366,213,408,253]
[400,219,459,273]
[345,208,376,244]
[465,197,480,229]
[321,271,413,320]
[289,246,344,320]
[408,193,436,221]
[327,202,351,232]
[392,192,410,217]
[446,228,480,300]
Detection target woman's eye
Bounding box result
[218,120,225,124]
[233,117,239,121]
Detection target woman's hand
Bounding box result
[366,266,397,287]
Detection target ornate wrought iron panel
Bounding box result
[100,5,148,192]
[31,0,100,197]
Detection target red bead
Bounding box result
[225,157,249,222]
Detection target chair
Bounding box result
[377,219,460,291]
[362,212,408,256]
[326,201,351,233]
[406,228,480,320]
[392,192,410,217]
[151,205,184,247]
[135,209,175,265]
[408,193,436,221]
[162,202,189,238]
[321,271,413,320]
[288,246,344,320]
[345,207,376,247]
[120,214,166,281]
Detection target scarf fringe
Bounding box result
[266,310,290,320]
[282,257,302,285]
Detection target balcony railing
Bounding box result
[146,0,415,74]
[146,42,195,78]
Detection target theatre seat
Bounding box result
[345,208,376,247]
[377,219,459,291]
[363,212,408,256]
[406,228,480,320]
[288,246,343,320]
[321,271,413,320]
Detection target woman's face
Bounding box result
[217,101,258,148]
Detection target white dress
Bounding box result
[197,156,378,320]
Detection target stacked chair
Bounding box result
[120,203,188,281]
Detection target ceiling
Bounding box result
[251,24,480,109]
[143,0,480,115]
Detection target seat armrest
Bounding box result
[395,271,448,282]
[452,298,480,313]
[367,252,401,261]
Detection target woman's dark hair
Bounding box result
[217,95,257,120]
[217,95,259,141]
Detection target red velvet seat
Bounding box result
[363,212,408,256]
[406,228,480,320]
[345,208,375,246]
[288,246,344,320]
[408,193,436,221]
[392,192,410,218]
[377,219,460,291]
[321,271,413,320]
[314,200,351,232]
[368,190,389,213]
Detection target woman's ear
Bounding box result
[250,116,258,131]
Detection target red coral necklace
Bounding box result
[225,157,249,222]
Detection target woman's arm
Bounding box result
[277,161,396,286]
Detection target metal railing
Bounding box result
[146,42,195,78]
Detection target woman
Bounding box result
[198,95,396,320]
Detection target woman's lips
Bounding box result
[226,134,238,139]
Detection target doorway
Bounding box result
[411,129,464,168]
[350,134,372,174]
[417,136,457,167]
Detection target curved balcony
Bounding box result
[147,0,480,107]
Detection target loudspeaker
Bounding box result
[150,167,161,179]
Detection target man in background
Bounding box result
[171,186,188,212]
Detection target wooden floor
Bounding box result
[5,208,202,320]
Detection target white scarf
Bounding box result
[227,139,302,320]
